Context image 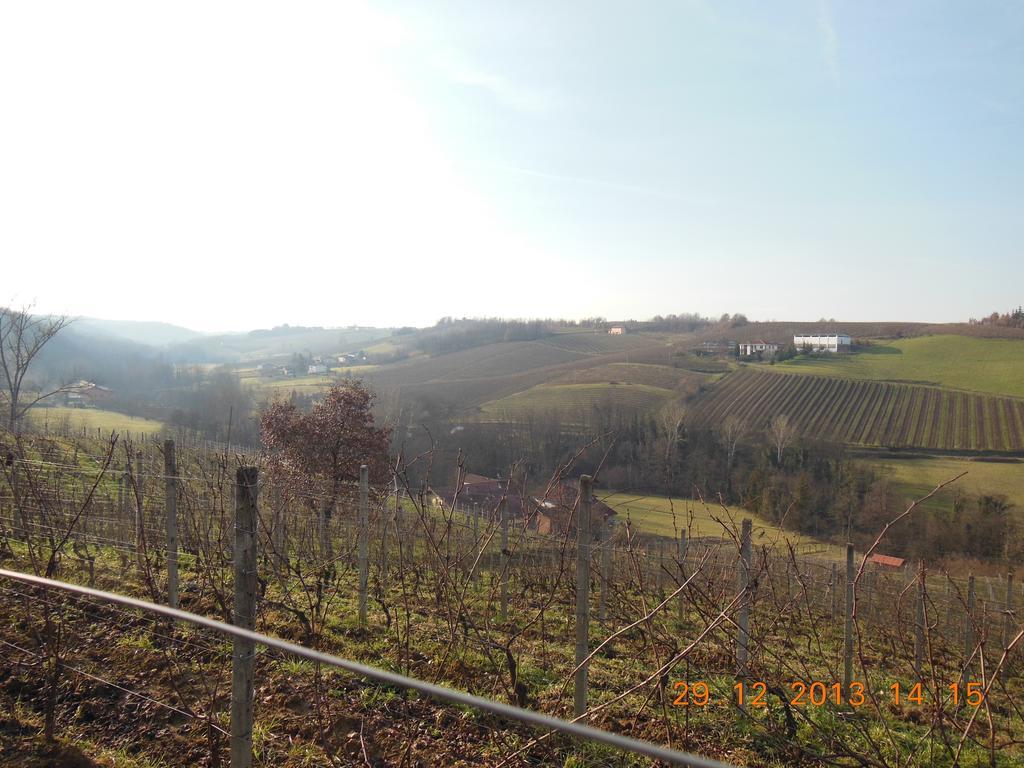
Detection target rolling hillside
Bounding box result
[481,382,675,421]
[695,321,1024,346]
[169,325,391,363]
[871,455,1024,515]
[28,406,165,435]
[775,335,1024,398]
[600,492,843,556]
[548,362,701,389]
[246,326,1024,453]
[356,333,693,413]
[688,368,1024,452]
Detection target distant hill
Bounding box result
[347,330,703,417]
[74,317,207,346]
[693,321,1024,344]
[774,335,1024,398]
[681,334,1024,455]
[339,324,1024,456]
[48,317,1024,457]
[166,325,393,363]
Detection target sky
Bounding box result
[1,1,1022,332]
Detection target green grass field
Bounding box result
[775,335,1024,397]
[869,455,1024,514]
[27,407,164,435]
[600,492,844,557]
[245,369,378,396]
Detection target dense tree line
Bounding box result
[411,318,553,356]
[868,486,1020,563]
[387,395,1018,565]
[969,306,1024,328]
[20,313,1018,565]
[163,366,260,445]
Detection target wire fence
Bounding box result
[0,569,732,768]
[1,429,1022,766]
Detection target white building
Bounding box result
[794,333,852,353]
[607,326,625,335]
[738,341,780,356]
[308,363,329,374]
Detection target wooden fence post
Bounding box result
[864,569,875,628]
[946,578,953,630]
[499,497,509,622]
[10,456,23,541]
[678,529,687,624]
[472,503,480,585]
[914,561,925,680]
[358,465,369,627]
[656,539,665,598]
[394,484,402,541]
[599,520,613,625]
[117,465,125,529]
[271,485,285,573]
[843,543,855,699]
[164,440,178,609]
[319,482,333,562]
[963,574,976,690]
[378,476,389,597]
[574,475,593,719]
[736,519,752,678]
[230,466,258,768]
[1003,570,1015,683]
[134,451,145,572]
[829,562,837,619]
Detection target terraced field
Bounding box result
[688,368,1024,451]
[480,382,675,421]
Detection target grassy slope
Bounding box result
[548,362,697,389]
[356,333,689,413]
[27,406,164,434]
[240,331,708,417]
[600,492,845,558]
[480,382,674,420]
[775,336,1024,397]
[869,455,1024,513]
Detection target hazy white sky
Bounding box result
[2,1,1022,331]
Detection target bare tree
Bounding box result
[718,414,747,470]
[659,401,687,465]
[0,305,73,430]
[769,414,795,464]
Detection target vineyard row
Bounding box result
[689,369,1024,451]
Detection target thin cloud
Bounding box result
[816,0,841,85]
[499,164,713,205]
[436,51,552,112]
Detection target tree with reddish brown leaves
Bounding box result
[261,382,391,536]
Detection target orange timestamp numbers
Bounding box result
[671,680,986,708]
[735,681,865,707]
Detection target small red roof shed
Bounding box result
[868,553,905,569]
